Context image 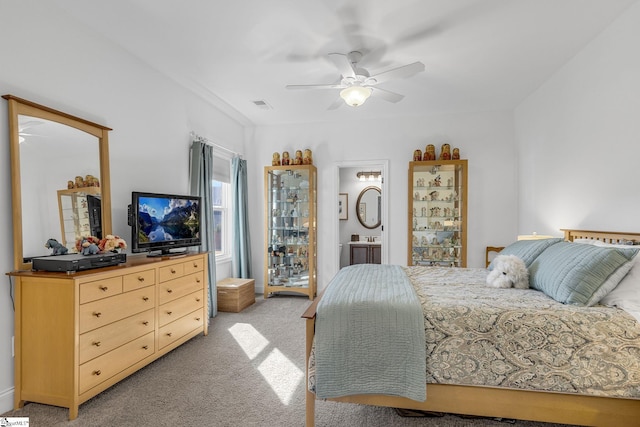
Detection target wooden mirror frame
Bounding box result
[356,185,381,229]
[3,95,112,271]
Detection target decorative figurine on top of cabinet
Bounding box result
[413,149,422,161]
[294,150,303,165]
[439,143,451,160]
[452,147,460,160]
[281,151,290,165]
[272,152,281,166]
[423,144,436,161]
[303,148,313,165]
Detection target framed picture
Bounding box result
[338,193,348,220]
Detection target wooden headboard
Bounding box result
[562,229,640,245]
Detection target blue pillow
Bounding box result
[489,238,562,270]
[529,241,639,306]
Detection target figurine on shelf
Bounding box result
[413,149,422,162]
[272,152,280,166]
[439,143,451,160]
[293,150,303,165]
[303,148,313,165]
[281,151,290,165]
[452,147,460,160]
[423,144,436,161]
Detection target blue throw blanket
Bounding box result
[314,264,426,401]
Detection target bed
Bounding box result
[302,229,640,427]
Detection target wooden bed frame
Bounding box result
[302,229,640,427]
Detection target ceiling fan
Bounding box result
[286,51,425,109]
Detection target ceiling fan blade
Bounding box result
[367,61,425,85]
[371,87,404,103]
[286,84,344,90]
[327,97,344,110]
[328,53,356,79]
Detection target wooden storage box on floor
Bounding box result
[217,278,255,313]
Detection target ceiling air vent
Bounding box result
[252,100,272,110]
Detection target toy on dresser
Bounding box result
[45,238,68,255]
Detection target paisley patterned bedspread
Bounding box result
[309,266,640,398]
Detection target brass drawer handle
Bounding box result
[166,332,172,337]
[142,345,149,350]
[93,312,102,318]
[142,321,149,326]
[93,370,102,376]
[196,317,201,321]
[196,278,201,283]
[137,276,145,282]
[92,341,101,347]
[167,311,172,315]
[142,296,149,301]
[170,268,176,274]
[167,289,173,293]
[196,297,201,302]
[193,262,199,268]
[99,285,108,292]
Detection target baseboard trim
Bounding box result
[0,386,15,414]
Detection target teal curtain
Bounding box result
[232,157,252,278]
[189,141,217,318]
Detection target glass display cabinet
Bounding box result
[408,159,467,267]
[57,186,103,252]
[264,164,316,299]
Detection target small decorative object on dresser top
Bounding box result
[217,278,255,313]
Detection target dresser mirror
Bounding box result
[3,95,112,270]
[356,186,381,229]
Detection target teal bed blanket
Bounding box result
[314,264,426,401]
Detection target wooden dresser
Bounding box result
[7,252,208,420]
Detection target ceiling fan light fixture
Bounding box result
[340,85,372,107]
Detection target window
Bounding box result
[212,151,232,259]
[212,180,230,257]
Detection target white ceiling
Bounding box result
[51,0,636,126]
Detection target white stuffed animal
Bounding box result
[486,254,529,289]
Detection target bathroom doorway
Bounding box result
[335,160,388,271]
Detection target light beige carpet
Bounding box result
[2,295,574,426]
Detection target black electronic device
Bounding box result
[130,191,201,256]
[87,194,103,238]
[32,252,127,273]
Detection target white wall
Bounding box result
[514,2,640,235]
[246,111,518,294]
[0,2,244,413]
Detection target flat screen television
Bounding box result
[129,191,201,256]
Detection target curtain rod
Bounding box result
[190,131,241,158]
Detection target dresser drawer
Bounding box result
[159,309,205,349]
[159,263,185,282]
[159,272,204,305]
[79,309,155,364]
[79,332,155,394]
[183,257,204,275]
[79,286,155,333]
[159,290,204,327]
[80,276,123,304]
[123,269,156,292]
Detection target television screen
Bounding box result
[130,191,201,256]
